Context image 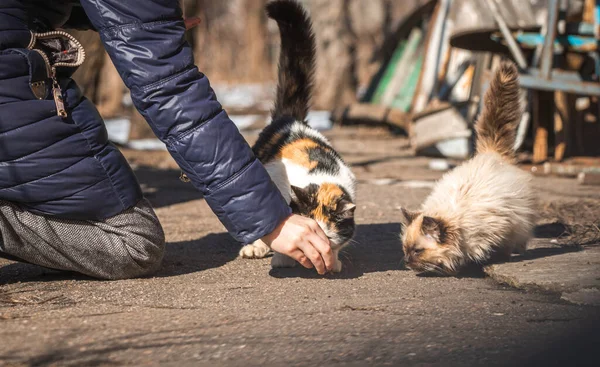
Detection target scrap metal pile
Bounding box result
[333,0,600,178]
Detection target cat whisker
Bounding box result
[339,250,352,264]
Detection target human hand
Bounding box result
[262,214,333,275]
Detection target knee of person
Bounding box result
[110,224,166,280]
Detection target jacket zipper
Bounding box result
[28,31,87,118]
[33,49,66,118]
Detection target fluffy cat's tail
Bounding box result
[267,0,316,122]
[475,62,522,161]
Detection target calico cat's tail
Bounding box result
[267,0,316,122]
[475,62,522,161]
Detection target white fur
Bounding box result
[422,152,535,263]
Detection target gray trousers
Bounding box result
[0,199,165,280]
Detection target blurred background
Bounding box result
[70,0,600,180]
[70,0,429,132]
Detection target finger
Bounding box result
[184,17,201,30]
[298,240,326,275]
[310,221,330,245]
[307,232,334,272]
[288,250,313,269]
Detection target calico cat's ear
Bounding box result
[399,207,419,227]
[291,185,312,204]
[421,216,445,242]
[336,200,356,219]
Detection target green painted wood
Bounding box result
[380,27,424,111]
[371,41,407,104]
[392,54,423,111]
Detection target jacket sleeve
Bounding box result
[79,0,291,244]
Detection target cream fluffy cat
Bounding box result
[400,63,536,275]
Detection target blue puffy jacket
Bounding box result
[0,0,291,244]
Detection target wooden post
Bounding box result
[578,172,600,185]
[553,91,571,161]
[532,91,554,163]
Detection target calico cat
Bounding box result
[399,63,536,275]
[239,0,357,273]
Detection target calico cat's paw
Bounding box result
[332,258,343,273]
[239,240,271,259]
[271,252,298,268]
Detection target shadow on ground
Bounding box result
[134,166,202,209]
[155,233,240,277]
[2,321,599,367]
[0,221,591,285]
[0,223,404,283]
[0,328,220,367]
[269,222,405,279]
[0,233,239,285]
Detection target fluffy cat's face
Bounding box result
[399,208,462,275]
[290,183,356,249]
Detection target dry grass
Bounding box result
[538,199,600,247]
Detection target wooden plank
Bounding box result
[380,28,423,107]
[331,103,411,132]
[409,0,441,113]
[554,91,570,161]
[392,52,424,112]
[371,41,408,105]
[542,161,600,177]
[578,172,600,185]
[361,0,437,102]
[412,0,449,113]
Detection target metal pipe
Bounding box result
[482,0,528,69]
[541,0,561,80]
[520,70,600,96]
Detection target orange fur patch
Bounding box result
[278,138,319,169]
[317,183,344,207]
[311,183,344,223]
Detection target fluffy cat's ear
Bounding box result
[291,185,312,203]
[399,207,418,227]
[421,216,445,242]
[337,200,356,219]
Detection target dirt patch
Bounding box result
[537,199,600,247]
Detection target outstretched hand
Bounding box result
[261,214,334,275]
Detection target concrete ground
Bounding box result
[1,127,599,366]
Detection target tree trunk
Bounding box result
[96,53,125,118]
[306,0,357,109]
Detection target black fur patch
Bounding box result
[267,0,316,122]
[336,217,356,245]
[253,1,344,176]
[252,116,296,162]
[307,145,340,175]
[253,119,344,176]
